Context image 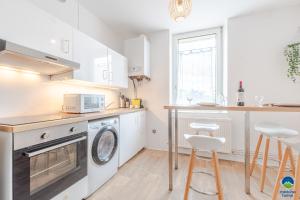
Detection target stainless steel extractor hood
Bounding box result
[0,39,80,75]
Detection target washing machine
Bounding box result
[87,117,119,196]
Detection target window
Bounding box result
[172,27,223,105]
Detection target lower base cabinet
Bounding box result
[119,111,146,167]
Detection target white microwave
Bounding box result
[62,94,105,113]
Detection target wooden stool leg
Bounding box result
[278,140,282,165]
[287,148,296,176]
[260,137,270,192]
[272,148,289,200]
[294,155,300,200]
[212,151,224,200]
[250,134,263,176]
[184,149,196,200]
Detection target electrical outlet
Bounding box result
[152,129,157,134]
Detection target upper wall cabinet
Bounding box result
[0,0,128,89]
[72,30,109,85]
[52,30,128,89]
[0,0,73,60]
[124,35,150,79]
[108,49,128,88]
[29,0,78,28]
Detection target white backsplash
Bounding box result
[0,68,119,118]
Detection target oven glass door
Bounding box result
[13,133,87,200]
[30,142,77,195]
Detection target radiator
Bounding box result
[176,115,232,154]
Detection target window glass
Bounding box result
[173,28,223,105]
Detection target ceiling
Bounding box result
[80,0,300,37]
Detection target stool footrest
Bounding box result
[192,170,215,177]
[190,186,218,196]
[196,155,212,161]
[256,159,293,171]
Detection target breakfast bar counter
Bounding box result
[164,104,300,195]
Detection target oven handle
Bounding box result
[24,136,87,158]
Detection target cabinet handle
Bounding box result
[103,70,108,80]
[110,72,113,81]
[45,56,58,61]
[62,39,69,54]
[25,136,86,157]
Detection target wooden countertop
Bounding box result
[0,108,145,133]
[164,105,300,112]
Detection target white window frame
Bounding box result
[172,27,223,104]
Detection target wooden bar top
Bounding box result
[164,105,300,112]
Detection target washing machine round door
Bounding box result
[92,126,118,165]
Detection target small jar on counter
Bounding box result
[125,98,130,108]
[119,95,125,108]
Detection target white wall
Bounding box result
[227,5,300,157]
[0,70,119,117]
[29,0,123,53]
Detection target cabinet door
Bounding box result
[29,0,78,28]
[0,0,37,50]
[135,111,146,152]
[0,0,73,60]
[119,113,138,167]
[73,30,109,85]
[43,18,73,60]
[108,49,128,88]
[138,111,146,150]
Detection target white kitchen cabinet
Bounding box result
[137,111,146,151]
[119,111,146,167]
[29,0,78,28]
[72,30,109,85]
[108,49,128,88]
[43,18,73,61]
[0,0,73,60]
[52,31,128,88]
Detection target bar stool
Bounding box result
[184,134,226,200]
[250,122,299,192]
[272,137,300,200]
[190,122,219,136]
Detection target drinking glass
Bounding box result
[186,96,193,104]
[217,94,227,106]
[186,91,193,104]
[255,96,264,107]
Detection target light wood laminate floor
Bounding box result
[88,149,284,200]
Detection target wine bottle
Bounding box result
[237,81,245,106]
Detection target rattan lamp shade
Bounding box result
[169,0,192,22]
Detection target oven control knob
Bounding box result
[70,127,77,133]
[41,132,49,140]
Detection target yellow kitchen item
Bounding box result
[131,99,141,108]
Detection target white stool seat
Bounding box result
[184,134,225,152]
[254,122,299,138]
[190,123,220,132]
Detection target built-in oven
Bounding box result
[13,122,88,200]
